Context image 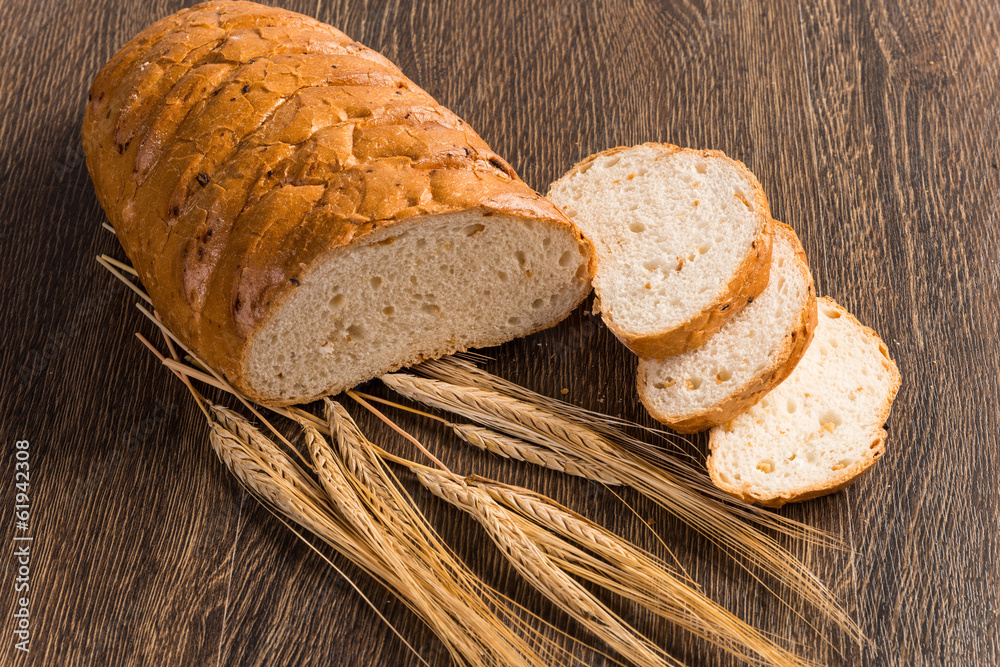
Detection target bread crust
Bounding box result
[83,1,594,404]
[705,298,902,508]
[548,142,773,359]
[637,222,817,433]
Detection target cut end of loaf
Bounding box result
[547,143,772,357]
[242,210,592,405]
[706,298,901,507]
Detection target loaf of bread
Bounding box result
[707,298,901,507]
[547,144,772,359]
[83,1,594,406]
[637,222,817,432]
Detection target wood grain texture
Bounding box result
[1,0,997,665]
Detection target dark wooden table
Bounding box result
[2,0,998,665]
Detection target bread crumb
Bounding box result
[560,388,569,395]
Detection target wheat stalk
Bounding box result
[470,477,816,667]
[416,467,683,667]
[381,372,861,643]
[321,402,594,666]
[383,374,624,461]
[450,423,624,486]
[417,355,697,459]
[213,407,581,667]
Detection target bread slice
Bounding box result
[547,143,773,358]
[244,210,592,403]
[637,222,817,433]
[706,297,901,507]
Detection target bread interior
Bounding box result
[245,210,590,402]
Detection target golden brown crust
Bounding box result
[83,1,594,400]
[705,297,902,508]
[638,222,817,433]
[549,142,773,359]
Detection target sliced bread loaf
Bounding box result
[82,1,595,406]
[706,297,901,507]
[637,222,817,433]
[547,143,773,358]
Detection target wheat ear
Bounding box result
[383,373,623,461]
[319,402,582,667]
[471,478,816,667]
[450,423,624,486]
[210,407,326,508]
[416,467,684,667]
